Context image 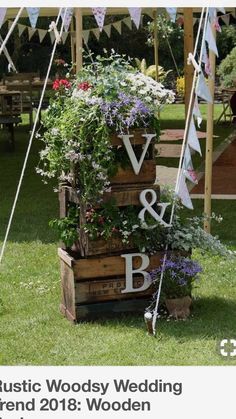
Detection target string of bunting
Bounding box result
[2,6,234,45]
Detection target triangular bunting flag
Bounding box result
[123,16,132,30]
[8,21,13,30]
[208,8,217,23]
[49,31,55,44]
[220,14,230,26]
[193,98,202,127]
[82,30,90,44]
[193,18,197,26]
[217,7,225,14]
[38,29,47,43]
[18,24,26,37]
[26,8,40,29]
[166,8,177,22]
[201,42,208,65]
[28,27,36,41]
[213,17,221,32]
[104,25,111,37]
[187,118,202,156]
[113,21,122,35]
[0,8,7,28]
[61,32,69,44]
[92,28,100,41]
[196,72,213,104]
[183,147,198,184]
[128,7,142,29]
[60,8,74,32]
[92,7,106,32]
[177,172,193,210]
[205,21,218,57]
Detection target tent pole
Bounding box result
[184,8,194,117]
[75,8,83,72]
[204,26,216,233]
[153,10,159,81]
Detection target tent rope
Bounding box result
[0,8,68,264]
[151,7,209,335]
[0,8,24,56]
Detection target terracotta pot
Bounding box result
[165,296,192,320]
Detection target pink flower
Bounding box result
[78,81,92,91]
[52,79,71,91]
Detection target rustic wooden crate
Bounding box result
[110,160,156,185]
[59,247,164,322]
[70,235,136,257]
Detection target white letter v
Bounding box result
[119,133,156,175]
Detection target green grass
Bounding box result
[0,106,236,366]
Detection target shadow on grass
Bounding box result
[78,296,236,339]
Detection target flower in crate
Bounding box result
[149,256,202,299]
[37,52,175,204]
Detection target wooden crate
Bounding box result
[110,160,156,185]
[59,248,165,322]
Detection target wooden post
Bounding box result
[204,26,216,233]
[153,10,159,81]
[70,17,75,65]
[75,8,83,72]
[184,8,194,117]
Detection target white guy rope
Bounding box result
[151,7,208,335]
[0,34,17,72]
[0,8,24,56]
[0,8,68,264]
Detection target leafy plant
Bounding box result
[134,58,172,82]
[37,52,174,205]
[217,46,236,88]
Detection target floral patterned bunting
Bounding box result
[61,8,74,32]
[92,7,106,32]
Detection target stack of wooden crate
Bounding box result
[58,129,164,322]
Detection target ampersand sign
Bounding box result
[138,189,171,228]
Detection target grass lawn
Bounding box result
[0,105,236,366]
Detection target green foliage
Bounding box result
[134,58,172,82]
[217,46,236,87]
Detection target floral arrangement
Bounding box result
[149,256,202,299]
[36,52,175,204]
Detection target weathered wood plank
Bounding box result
[70,236,136,257]
[76,298,150,320]
[60,260,76,319]
[71,252,164,280]
[111,160,156,185]
[75,276,154,303]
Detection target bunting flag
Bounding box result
[217,7,225,14]
[177,172,193,210]
[220,14,230,26]
[92,28,100,41]
[49,31,55,44]
[104,24,111,37]
[213,17,221,32]
[202,43,212,76]
[28,27,36,41]
[26,8,40,29]
[166,8,177,22]
[208,7,217,23]
[183,146,198,184]
[128,7,142,29]
[38,28,47,43]
[187,117,202,156]
[18,23,26,37]
[92,7,106,32]
[0,8,7,28]
[61,8,74,32]
[123,16,132,30]
[196,72,213,104]
[61,32,69,44]
[82,30,90,44]
[205,21,218,57]
[113,20,122,35]
[193,98,202,127]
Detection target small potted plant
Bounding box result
[149,255,202,319]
